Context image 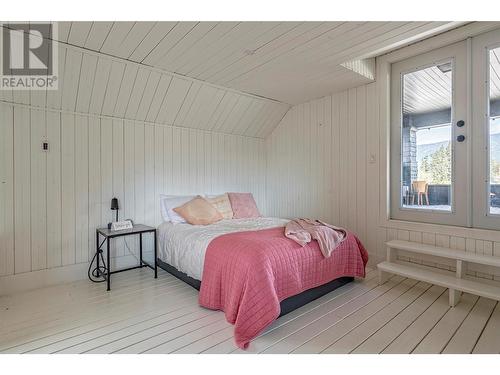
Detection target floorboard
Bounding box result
[351,285,446,354]
[290,277,418,354]
[322,281,432,354]
[0,267,498,354]
[411,293,478,354]
[442,298,497,354]
[382,291,451,353]
[472,301,500,353]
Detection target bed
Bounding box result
[156,217,368,348]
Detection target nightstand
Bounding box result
[95,224,157,291]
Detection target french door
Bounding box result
[390,41,469,226]
[472,28,500,230]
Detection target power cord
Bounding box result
[88,237,108,283]
[88,234,141,283]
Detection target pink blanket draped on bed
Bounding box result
[198,227,368,349]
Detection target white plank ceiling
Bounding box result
[0,29,290,138]
[53,21,467,105]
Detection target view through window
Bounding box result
[489,46,500,215]
[401,62,453,211]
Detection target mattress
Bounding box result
[157,217,289,280]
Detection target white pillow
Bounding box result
[160,194,196,223]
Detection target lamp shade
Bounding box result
[110,197,119,210]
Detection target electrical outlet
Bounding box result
[42,141,49,152]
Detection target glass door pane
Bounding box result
[489,46,500,215]
[401,63,453,212]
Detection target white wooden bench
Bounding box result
[377,240,500,307]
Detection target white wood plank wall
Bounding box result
[266,83,500,281]
[0,102,267,280]
[266,84,379,257]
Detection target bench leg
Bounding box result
[449,289,461,307]
[378,269,391,285]
[449,260,465,307]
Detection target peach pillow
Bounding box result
[173,196,223,225]
[227,192,261,219]
[207,193,234,219]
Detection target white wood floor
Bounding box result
[1,267,500,354]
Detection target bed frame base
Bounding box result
[157,259,353,317]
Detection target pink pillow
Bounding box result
[227,192,261,219]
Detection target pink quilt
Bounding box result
[198,227,368,349]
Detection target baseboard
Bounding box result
[0,254,142,296]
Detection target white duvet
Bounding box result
[157,217,289,280]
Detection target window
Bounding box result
[401,64,453,212]
[391,41,468,226]
[488,47,500,216]
[415,124,452,210]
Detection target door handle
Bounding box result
[457,135,466,142]
[457,120,465,127]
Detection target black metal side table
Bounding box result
[95,224,157,291]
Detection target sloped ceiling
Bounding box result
[0,32,289,138]
[54,21,467,104]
